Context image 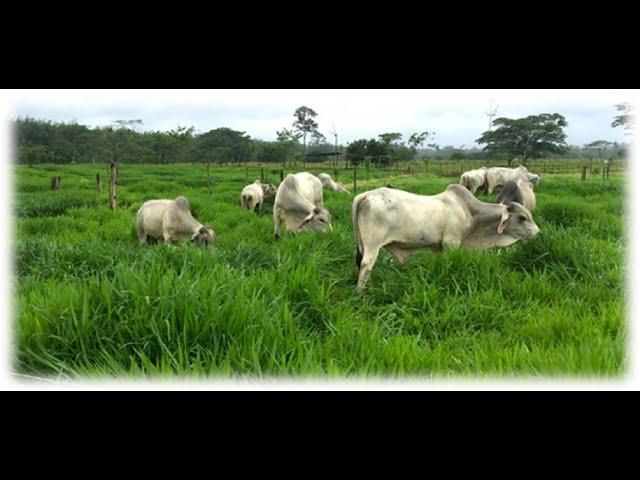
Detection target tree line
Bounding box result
[14,103,631,167]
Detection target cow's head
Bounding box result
[261,183,277,198]
[192,226,216,247]
[299,206,332,232]
[527,172,540,187]
[516,178,534,191]
[497,202,540,239]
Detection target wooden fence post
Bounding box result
[261,167,265,182]
[353,165,357,195]
[207,162,212,198]
[366,164,370,182]
[50,176,61,190]
[334,169,338,181]
[280,169,284,183]
[581,166,587,181]
[245,167,249,185]
[96,173,102,192]
[109,161,117,210]
[606,164,610,179]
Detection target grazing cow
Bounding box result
[318,173,351,193]
[273,172,332,238]
[485,166,540,195]
[241,180,277,212]
[459,167,488,195]
[352,184,540,291]
[136,196,216,246]
[495,179,536,212]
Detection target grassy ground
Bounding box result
[12,163,627,379]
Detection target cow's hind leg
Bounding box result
[356,246,380,293]
[137,222,148,245]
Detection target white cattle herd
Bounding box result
[136,167,541,291]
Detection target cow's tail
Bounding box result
[352,193,367,268]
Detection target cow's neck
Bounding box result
[463,207,518,250]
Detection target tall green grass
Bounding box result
[13,163,626,378]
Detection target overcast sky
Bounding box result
[7,89,633,147]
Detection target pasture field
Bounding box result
[12,163,627,379]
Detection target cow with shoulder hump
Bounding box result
[352,184,540,291]
[485,165,540,195]
[273,172,332,238]
[136,196,216,246]
[459,167,488,195]
[241,179,277,212]
[495,179,536,212]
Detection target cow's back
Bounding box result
[138,199,173,237]
[294,172,323,205]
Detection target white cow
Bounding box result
[459,167,487,195]
[485,166,540,195]
[136,196,216,246]
[273,172,332,238]
[318,173,351,193]
[241,180,277,212]
[495,179,536,212]
[352,184,540,291]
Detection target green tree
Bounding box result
[167,126,195,163]
[346,139,368,166]
[584,140,615,161]
[378,132,403,148]
[256,142,288,165]
[105,119,144,166]
[276,128,302,167]
[194,128,253,164]
[292,106,321,164]
[612,103,633,133]
[408,131,437,159]
[450,151,468,161]
[476,114,569,166]
[18,143,51,166]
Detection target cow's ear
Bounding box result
[497,212,509,234]
[300,211,315,227]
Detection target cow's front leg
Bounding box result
[356,246,380,293]
[273,209,283,239]
[486,182,495,195]
[442,237,461,251]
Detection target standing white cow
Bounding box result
[273,172,332,238]
[318,173,351,193]
[136,196,216,246]
[485,166,540,195]
[241,180,277,212]
[352,184,540,291]
[459,167,488,195]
